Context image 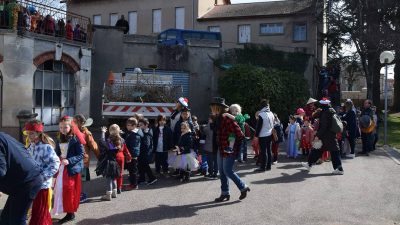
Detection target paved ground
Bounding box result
[1,145,400,225]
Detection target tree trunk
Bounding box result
[393,54,400,112]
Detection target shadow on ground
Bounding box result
[251,170,335,185]
[76,200,240,225]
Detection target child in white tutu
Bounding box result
[168,122,199,182]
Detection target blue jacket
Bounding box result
[125,129,143,158]
[55,136,84,176]
[0,132,42,196]
[153,126,174,152]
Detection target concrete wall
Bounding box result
[0,31,91,137]
[90,26,220,125]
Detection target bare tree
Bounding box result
[342,55,364,91]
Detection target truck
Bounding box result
[102,69,189,122]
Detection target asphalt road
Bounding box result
[1,145,400,225]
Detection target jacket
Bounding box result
[55,136,84,176]
[140,129,153,157]
[173,118,195,145]
[82,127,100,168]
[217,115,244,157]
[0,132,42,196]
[125,129,143,158]
[316,107,339,152]
[343,109,357,139]
[177,132,193,155]
[256,107,275,137]
[202,123,214,153]
[153,126,173,152]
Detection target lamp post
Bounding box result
[133,67,142,85]
[379,51,394,146]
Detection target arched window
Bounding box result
[33,60,75,126]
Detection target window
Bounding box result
[208,26,220,32]
[175,7,185,29]
[152,9,162,33]
[238,25,251,43]
[33,60,75,126]
[260,23,284,35]
[293,23,307,41]
[128,11,137,34]
[93,15,101,25]
[110,13,118,26]
[167,30,178,39]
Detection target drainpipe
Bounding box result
[0,74,2,128]
[192,0,195,29]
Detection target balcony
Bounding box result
[0,0,91,44]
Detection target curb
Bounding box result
[381,146,400,165]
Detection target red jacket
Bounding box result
[66,23,73,40]
[218,116,244,157]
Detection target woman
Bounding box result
[343,100,357,158]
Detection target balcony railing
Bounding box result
[0,0,91,43]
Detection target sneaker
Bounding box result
[272,161,278,165]
[147,178,158,185]
[348,154,355,159]
[80,192,88,204]
[100,191,112,201]
[123,184,138,191]
[332,169,344,175]
[301,162,311,171]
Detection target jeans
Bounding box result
[307,149,343,171]
[218,153,246,195]
[0,176,42,225]
[205,151,218,175]
[259,135,272,170]
[361,132,374,153]
[155,152,169,173]
[239,139,248,161]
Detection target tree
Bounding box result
[342,55,363,91]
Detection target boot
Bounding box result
[58,213,75,224]
[101,191,112,201]
[112,189,117,198]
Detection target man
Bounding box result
[302,98,344,175]
[210,97,250,202]
[0,132,43,225]
[359,99,375,155]
[115,15,129,34]
[254,99,275,172]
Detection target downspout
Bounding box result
[0,73,2,128]
[192,0,195,29]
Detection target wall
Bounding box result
[0,31,91,137]
[90,26,220,125]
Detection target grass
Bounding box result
[378,113,400,149]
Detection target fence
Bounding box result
[0,0,91,43]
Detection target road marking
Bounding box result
[381,146,400,165]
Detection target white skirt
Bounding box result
[169,150,199,171]
[52,164,64,216]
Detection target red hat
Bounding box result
[319,98,331,105]
[24,122,44,132]
[296,108,305,115]
[178,97,189,107]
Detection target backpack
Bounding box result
[331,114,343,133]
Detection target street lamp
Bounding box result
[379,51,394,146]
[133,67,142,84]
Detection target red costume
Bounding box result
[300,126,314,150]
[116,143,132,189]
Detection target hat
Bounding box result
[210,97,229,108]
[319,98,331,105]
[346,99,353,103]
[24,122,44,132]
[306,98,318,105]
[178,97,189,108]
[296,108,305,115]
[73,114,93,127]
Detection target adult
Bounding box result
[170,97,190,130]
[304,97,318,121]
[302,98,344,175]
[342,100,357,158]
[0,132,43,225]
[115,15,129,34]
[210,97,249,202]
[254,99,275,172]
[359,99,375,156]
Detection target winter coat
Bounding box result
[316,107,339,152]
[125,129,143,158]
[153,126,174,152]
[177,132,193,155]
[82,127,100,168]
[342,109,357,139]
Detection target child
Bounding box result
[202,115,218,179]
[295,108,305,127]
[192,115,207,175]
[52,116,84,224]
[300,117,314,156]
[271,113,284,163]
[153,115,173,174]
[223,104,250,159]
[124,117,143,191]
[25,120,60,225]
[173,108,194,145]
[138,118,157,185]
[285,115,300,158]
[97,124,131,200]
[170,122,199,182]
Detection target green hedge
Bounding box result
[219,64,309,122]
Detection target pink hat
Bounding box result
[296,108,305,115]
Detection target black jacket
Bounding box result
[316,107,339,152]
[115,19,129,34]
[343,109,357,139]
[173,118,195,145]
[177,132,193,154]
[0,132,42,196]
[153,126,173,152]
[140,129,153,156]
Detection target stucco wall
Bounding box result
[0,31,91,136]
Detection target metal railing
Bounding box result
[0,0,91,43]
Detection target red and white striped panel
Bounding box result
[102,103,175,118]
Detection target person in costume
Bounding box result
[170,97,190,130]
[73,114,100,203]
[173,108,195,145]
[223,104,250,162]
[286,115,301,158]
[302,98,344,175]
[169,122,199,182]
[52,116,84,224]
[97,124,132,200]
[300,117,314,156]
[304,98,318,122]
[25,120,60,225]
[210,97,249,202]
[0,132,42,225]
